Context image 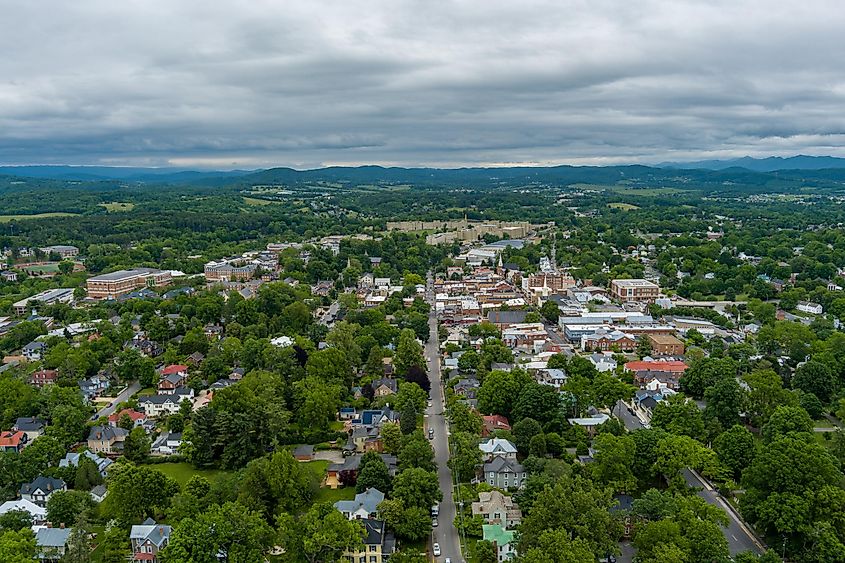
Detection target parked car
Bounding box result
[432,518,438,527]
[433,543,441,557]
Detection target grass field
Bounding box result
[608,202,640,210]
[243,196,276,206]
[99,202,135,212]
[144,462,231,487]
[314,485,356,504]
[0,212,78,222]
[25,263,60,273]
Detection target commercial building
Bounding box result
[13,288,75,315]
[203,260,257,282]
[647,334,686,356]
[610,279,660,303]
[39,245,79,258]
[86,269,171,299]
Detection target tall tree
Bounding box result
[277,504,364,563]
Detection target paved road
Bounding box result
[94,381,141,419]
[426,274,462,562]
[682,468,764,556]
[615,400,645,431]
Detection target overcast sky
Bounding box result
[2,0,844,168]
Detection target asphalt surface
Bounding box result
[615,400,645,431]
[426,275,463,562]
[682,468,764,556]
[95,381,141,419]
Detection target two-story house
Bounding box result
[130,518,172,563]
[478,438,518,461]
[36,527,71,562]
[482,523,516,562]
[87,425,128,455]
[343,519,395,563]
[483,456,526,490]
[334,488,385,520]
[138,390,193,418]
[157,365,188,394]
[14,417,46,443]
[0,430,27,453]
[471,490,522,529]
[23,341,46,361]
[370,378,397,398]
[107,408,147,428]
[20,476,66,506]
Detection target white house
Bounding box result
[797,301,823,315]
[479,438,518,460]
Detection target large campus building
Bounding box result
[610,279,660,303]
[86,269,171,300]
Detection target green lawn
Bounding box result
[0,212,78,222]
[608,202,640,210]
[99,202,135,212]
[243,196,276,206]
[143,462,231,487]
[314,486,356,504]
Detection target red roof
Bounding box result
[624,360,688,373]
[0,430,25,448]
[108,409,146,424]
[482,414,511,429]
[161,365,188,375]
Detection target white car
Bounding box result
[433,543,441,557]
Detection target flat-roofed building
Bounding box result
[39,245,79,258]
[610,279,660,303]
[203,260,257,282]
[87,268,171,300]
[647,334,685,356]
[13,288,75,315]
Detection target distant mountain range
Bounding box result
[0,165,254,183]
[659,155,845,172]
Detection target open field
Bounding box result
[0,212,78,222]
[243,196,276,206]
[608,202,640,210]
[144,462,232,487]
[99,202,135,212]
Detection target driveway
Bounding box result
[95,381,141,419]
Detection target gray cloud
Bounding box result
[1,0,844,168]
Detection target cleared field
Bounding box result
[0,212,78,222]
[608,203,640,210]
[99,202,135,212]
[144,462,231,487]
[243,196,276,206]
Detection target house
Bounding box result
[108,408,147,428]
[20,476,66,506]
[23,341,47,361]
[203,324,224,340]
[483,456,526,489]
[371,377,398,397]
[185,351,205,366]
[130,518,172,563]
[79,373,111,402]
[482,415,511,437]
[0,430,27,453]
[325,454,398,489]
[36,527,72,561]
[624,360,688,389]
[30,369,58,387]
[0,498,46,525]
[587,353,617,373]
[482,523,516,561]
[471,490,522,528]
[157,365,189,393]
[334,487,385,520]
[537,368,567,389]
[479,438,518,460]
[343,519,395,563]
[59,450,113,477]
[14,417,46,443]
[88,484,108,503]
[1,270,17,282]
[138,393,191,418]
[568,414,610,437]
[87,425,128,454]
[293,445,314,461]
[797,301,823,315]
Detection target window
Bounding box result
[370,546,377,552]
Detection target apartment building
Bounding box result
[86,269,171,299]
[610,279,660,303]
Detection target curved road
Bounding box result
[426,275,462,562]
[94,381,141,419]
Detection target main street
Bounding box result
[425,273,462,562]
[682,468,764,556]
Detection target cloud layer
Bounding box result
[2,0,844,168]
